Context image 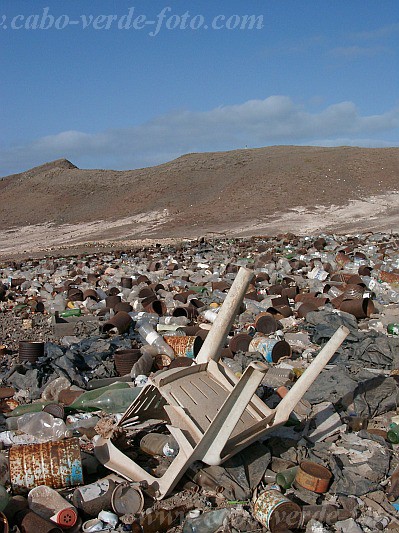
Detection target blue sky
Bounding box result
[1,0,398,176]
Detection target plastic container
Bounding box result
[140,433,179,457]
[138,321,175,358]
[16,412,71,442]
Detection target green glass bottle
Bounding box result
[65,382,141,414]
[387,423,399,444]
[60,308,82,318]
[276,466,299,490]
[387,324,399,335]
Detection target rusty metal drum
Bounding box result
[9,438,83,494]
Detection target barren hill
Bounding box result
[1,146,399,256]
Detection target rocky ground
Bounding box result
[1,232,399,531]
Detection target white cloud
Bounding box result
[329,45,390,59]
[1,96,399,176]
[348,23,399,41]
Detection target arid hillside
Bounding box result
[1,146,399,256]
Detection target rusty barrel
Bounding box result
[9,438,83,494]
[18,341,44,363]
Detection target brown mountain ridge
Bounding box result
[1,146,399,256]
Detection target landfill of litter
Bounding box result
[1,232,399,532]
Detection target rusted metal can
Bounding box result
[114,301,133,314]
[249,337,291,363]
[297,302,320,319]
[14,509,63,533]
[254,313,278,334]
[114,349,141,376]
[9,438,83,494]
[102,311,133,334]
[163,335,203,358]
[72,478,116,517]
[295,461,332,493]
[120,277,133,289]
[142,297,166,316]
[0,511,8,533]
[228,333,252,353]
[172,305,198,320]
[82,289,99,302]
[253,489,301,531]
[105,295,121,309]
[19,341,44,363]
[111,483,144,516]
[339,298,375,319]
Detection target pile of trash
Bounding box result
[1,232,399,532]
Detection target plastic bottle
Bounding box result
[129,311,159,325]
[182,508,230,533]
[66,383,142,413]
[65,415,100,433]
[200,309,219,323]
[17,412,71,442]
[158,316,190,326]
[138,321,175,358]
[140,433,179,457]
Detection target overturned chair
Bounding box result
[94,268,349,498]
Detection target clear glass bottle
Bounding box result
[182,508,230,533]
